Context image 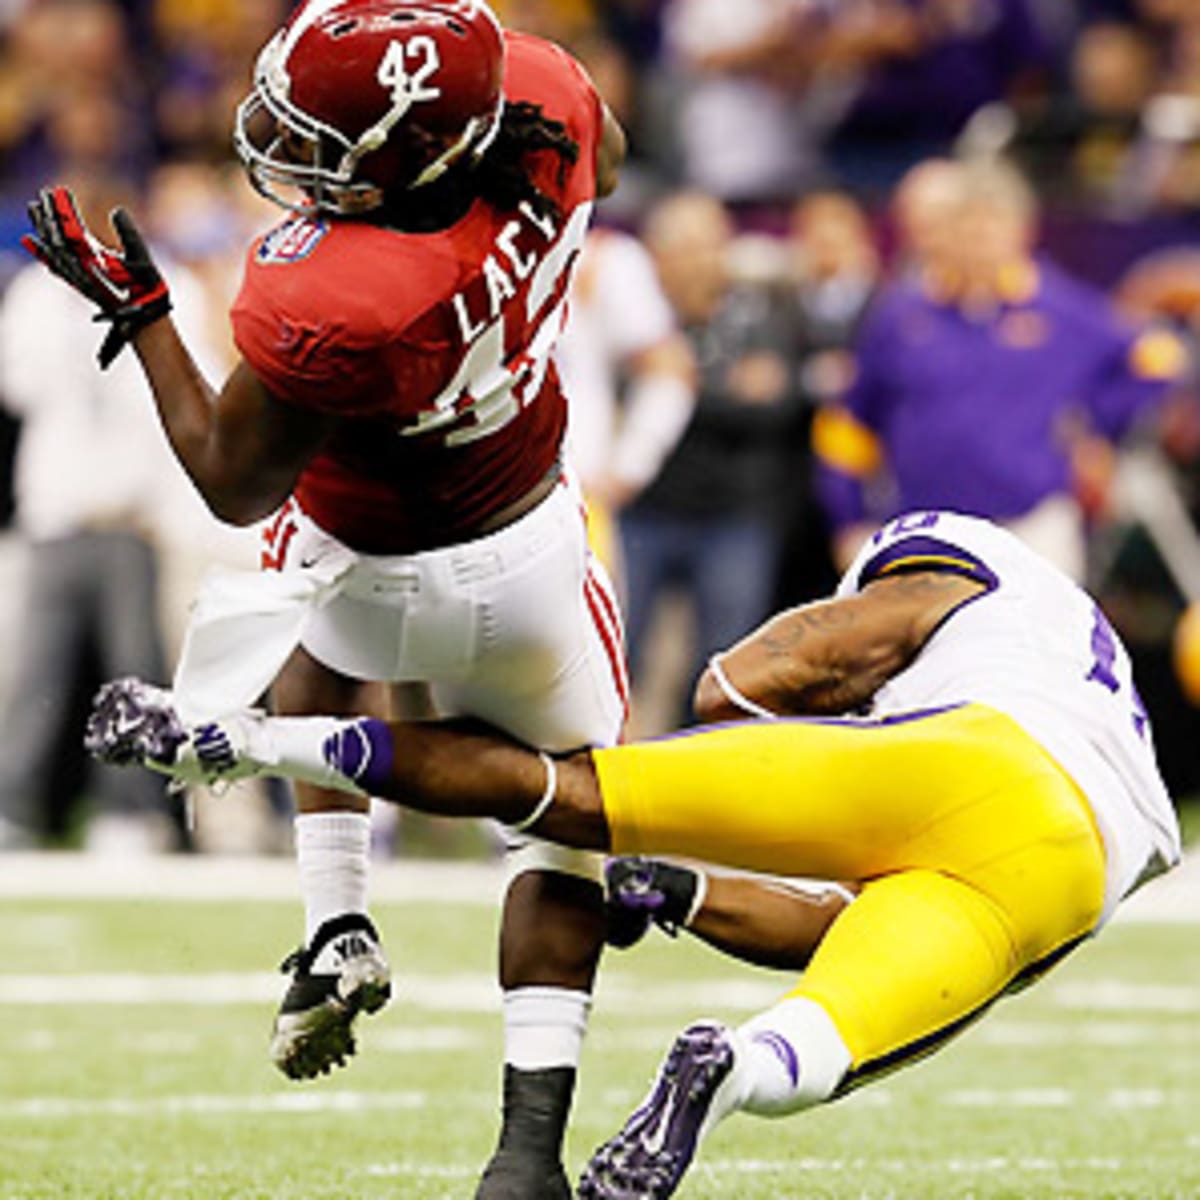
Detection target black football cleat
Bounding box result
[475,1150,573,1200]
[475,1064,576,1199]
[270,913,391,1079]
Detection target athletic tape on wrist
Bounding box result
[507,752,557,833]
[707,655,778,720]
[684,866,709,928]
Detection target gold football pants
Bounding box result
[593,703,1106,1085]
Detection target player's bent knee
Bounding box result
[504,840,605,888]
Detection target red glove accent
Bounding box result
[23,186,172,369]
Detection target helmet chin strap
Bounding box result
[412,97,506,189]
[354,92,415,158]
[338,96,506,195]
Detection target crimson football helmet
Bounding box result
[234,0,506,214]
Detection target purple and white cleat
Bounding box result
[85,677,264,787]
[578,1020,736,1200]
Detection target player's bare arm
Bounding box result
[23,185,333,525]
[688,876,850,972]
[375,718,611,850]
[695,570,986,721]
[131,321,333,524]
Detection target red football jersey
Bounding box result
[231,32,603,554]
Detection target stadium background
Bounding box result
[0,3,1197,1198]
[1,0,1200,846]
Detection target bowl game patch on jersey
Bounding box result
[257,218,329,265]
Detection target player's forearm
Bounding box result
[381,721,613,851]
[688,876,850,972]
[131,321,305,524]
[695,598,900,720]
[132,319,231,504]
[696,574,987,722]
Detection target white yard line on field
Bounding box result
[0,969,787,1009]
[0,850,1196,918]
[0,1091,426,1119]
[0,853,508,903]
[0,971,1196,1015]
[0,1085,1180,1123]
[0,970,787,1010]
[695,1154,1131,1175]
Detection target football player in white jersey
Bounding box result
[88,509,1181,1200]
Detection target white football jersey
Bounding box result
[838,510,1181,922]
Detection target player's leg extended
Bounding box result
[446,532,628,1200]
[579,706,1108,1199]
[473,842,607,1200]
[267,647,390,1081]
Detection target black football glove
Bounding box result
[23,186,172,369]
[604,856,702,949]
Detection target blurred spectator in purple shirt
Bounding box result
[814,157,1189,580]
[887,155,965,271]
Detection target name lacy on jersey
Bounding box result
[451,199,571,345]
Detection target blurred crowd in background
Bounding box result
[2,0,1200,855]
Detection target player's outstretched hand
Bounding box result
[604,856,702,949]
[23,186,171,369]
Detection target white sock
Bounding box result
[503,986,591,1071]
[294,811,372,942]
[733,997,853,1117]
[250,716,371,794]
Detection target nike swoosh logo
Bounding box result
[93,271,130,305]
[641,1093,675,1156]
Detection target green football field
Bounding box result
[0,856,1196,1200]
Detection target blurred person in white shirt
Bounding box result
[0,175,250,851]
[141,160,270,655]
[555,227,695,579]
[663,0,843,204]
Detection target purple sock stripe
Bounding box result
[751,1030,800,1088]
[322,718,394,792]
[356,718,395,792]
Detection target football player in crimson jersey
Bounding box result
[25,2,629,1195]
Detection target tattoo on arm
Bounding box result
[752,570,981,715]
[761,604,856,656]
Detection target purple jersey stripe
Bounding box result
[857,535,1000,593]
